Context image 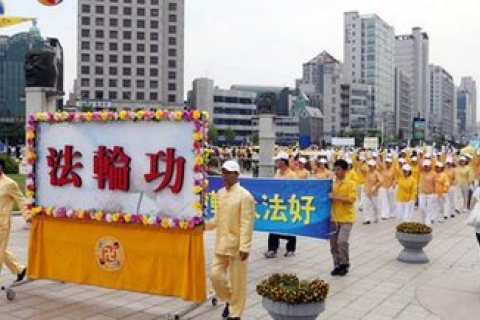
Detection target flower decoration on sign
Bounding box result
[26,109,209,230]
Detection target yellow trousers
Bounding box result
[0,225,24,282]
[210,254,248,318]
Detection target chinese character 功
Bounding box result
[47,145,83,187]
[93,146,131,191]
[144,147,186,193]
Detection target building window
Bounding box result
[168,26,177,34]
[168,60,176,68]
[81,29,90,37]
[137,56,145,64]
[137,44,145,52]
[95,79,104,87]
[150,45,158,53]
[151,9,159,17]
[168,95,176,103]
[150,92,158,100]
[150,33,159,41]
[81,42,90,50]
[123,43,131,51]
[109,43,118,51]
[137,32,145,40]
[81,17,90,25]
[109,79,117,88]
[122,92,131,100]
[168,14,177,23]
[81,4,90,13]
[123,31,131,39]
[123,79,131,87]
[137,68,145,76]
[81,54,90,62]
[136,80,145,88]
[110,6,118,15]
[123,56,131,64]
[123,68,131,76]
[110,18,118,27]
[95,17,104,26]
[109,92,117,100]
[95,91,104,99]
[136,92,145,100]
[95,54,104,63]
[123,19,132,27]
[81,78,90,87]
[95,67,104,75]
[137,20,145,28]
[168,83,176,91]
[168,71,176,80]
[137,8,145,16]
[168,3,177,11]
[80,91,89,99]
[150,56,159,64]
[81,66,90,74]
[109,67,118,75]
[95,42,104,50]
[151,21,159,29]
[123,7,132,15]
[95,6,104,14]
[150,68,158,76]
[152,0,160,5]
[95,30,104,38]
[150,80,158,88]
[168,37,176,45]
[109,30,118,38]
[168,48,176,57]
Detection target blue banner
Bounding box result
[207,177,332,239]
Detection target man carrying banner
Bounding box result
[264,151,297,258]
[0,158,28,285]
[329,159,357,276]
[205,160,255,320]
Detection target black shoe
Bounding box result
[331,266,342,276]
[451,214,455,218]
[222,303,230,318]
[284,251,295,257]
[16,268,27,283]
[337,264,349,276]
[227,318,240,320]
[363,221,371,225]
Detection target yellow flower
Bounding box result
[26,131,35,139]
[95,212,103,221]
[173,111,183,120]
[31,206,42,215]
[45,207,53,216]
[203,179,209,188]
[112,213,120,222]
[100,111,109,121]
[26,190,34,198]
[194,201,203,211]
[179,220,188,229]
[36,112,46,121]
[142,215,149,225]
[193,185,203,194]
[77,210,85,219]
[195,156,204,166]
[155,110,164,119]
[161,218,170,228]
[136,110,145,119]
[119,110,128,119]
[124,214,132,223]
[202,111,209,120]
[193,132,203,141]
[192,110,201,120]
[84,112,93,121]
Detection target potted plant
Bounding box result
[256,273,329,320]
[396,222,432,264]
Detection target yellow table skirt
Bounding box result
[28,216,206,302]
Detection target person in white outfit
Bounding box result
[418,160,436,226]
[379,158,396,219]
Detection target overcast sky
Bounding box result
[2,0,479,107]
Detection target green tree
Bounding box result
[224,127,236,146]
[209,123,219,146]
[251,132,259,145]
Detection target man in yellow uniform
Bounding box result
[295,158,311,179]
[395,164,417,221]
[456,156,473,213]
[264,152,297,258]
[329,159,357,276]
[362,160,383,224]
[206,160,255,320]
[0,158,28,285]
[418,160,436,226]
[434,162,450,223]
[379,158,396,219]
[445,158,458,217]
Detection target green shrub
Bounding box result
[0,155,19,174]
[256,273,329,305]
[396,222,432,234]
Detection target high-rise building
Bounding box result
[456,89,471,142]
[344,11,395,135]
[77,0,184,109]
[298,51,342,140]
[429,65,456,138]
[459,76,477,135]
[395,27,429,122]
[0,24,44,122]
[394,68,412,138]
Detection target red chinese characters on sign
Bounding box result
[145,147,186,193]
[93,146,131,191]
[47,145,83,187]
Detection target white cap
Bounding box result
[417,149,424,154]
[319,158,328,164]
[446,157,454,164]
[367,160,377,166]
[372,152,378,157]
[399,158,407,163]
[346,158,353,164]
[436,162,444,168]
[465,153,473,159]
[411,156,418,162]
[274,151,289,161]
[385,158,393,163]
[222,160,240,173]
[298,157,307,164]
[459,156,467,161]
[422,160,431,166]
[402,164,412,171]
[359,155,365,161]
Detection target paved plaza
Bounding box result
[1,212,480,320]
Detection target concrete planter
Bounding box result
[396,232,432,264]
[262,298,325,320]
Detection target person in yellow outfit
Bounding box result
[329,159,357,277]
[396,164,417,221]
[0,158,28,285]
[409,157,421,186]
[445,158,458,217]
[434,162,450,223]
[379,158,396,219]
[362,160,383,224]
[205,160,255,320]
[418,160,436,226]
[315,158,333,179]
[295,158,311,179]
[456,156,474,213]
[353,155,368,214]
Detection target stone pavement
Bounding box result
[1,212,480,320]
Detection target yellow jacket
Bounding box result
[435,172,450,195]
[0,174,28,229]
[331,179,357,223]
[396,175,417,203]
[205,183,255,256]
